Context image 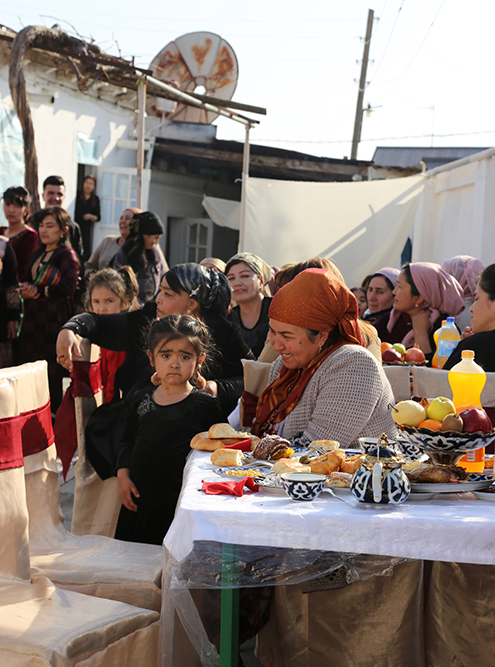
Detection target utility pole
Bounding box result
[351,9,374,160]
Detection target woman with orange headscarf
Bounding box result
[252,268,397,447]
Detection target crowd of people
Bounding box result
[2,177,494,662]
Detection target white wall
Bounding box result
[0,58,136,221]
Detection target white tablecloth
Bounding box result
[164,451,495,566]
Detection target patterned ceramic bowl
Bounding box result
[398,425,495,453]
[280,473,326,501]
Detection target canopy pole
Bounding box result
[239,124,251,252]
[136,78,147,209]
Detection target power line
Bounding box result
[254,130,495,145]
[386,0,447,83]
[369,0,406,84]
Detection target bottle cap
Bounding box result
[461,350,475,359]
[446,317,455,324]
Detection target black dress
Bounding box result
[61,302,255,416]
[114,388,224,545]
[74,193,101,262]
[443,331,495,373]
[228,297,272,358]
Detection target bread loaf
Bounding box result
[340,454,364,475]
[326,472,352,488]
[310,440,340,451]
[209,423,251,440]
[271,459,311,475]
[210,449,245,467]
[190,432,226,451]
[309,450,346,475]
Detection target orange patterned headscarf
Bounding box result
[251,269,365,436]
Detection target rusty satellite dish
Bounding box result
[147,31,239,124]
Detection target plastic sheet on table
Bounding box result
[161,542,413,667]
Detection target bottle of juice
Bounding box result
[448,350,487,473]
[437,317,461,369]
[432,320,446,369]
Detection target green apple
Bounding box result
[392,343,407,358]
[427,397,456,422]
[391,400,427,427]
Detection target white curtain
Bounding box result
[204,175,425,286]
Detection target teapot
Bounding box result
[351,434,410,504]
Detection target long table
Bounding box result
[162,451,495,666]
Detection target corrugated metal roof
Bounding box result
[372,146,490,169]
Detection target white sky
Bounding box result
[2,0,494,161]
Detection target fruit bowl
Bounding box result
[397,424,495,454]
[382,360,427,367]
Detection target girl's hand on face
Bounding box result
[117,468,140,512]
[195,374,206,390]
[56,329,83,372]
[461,326,473,340]
[150,372,160,386]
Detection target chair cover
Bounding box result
[0,361,163,612]
[256,560,425,667]
[0,376,160,666]
[71,340,121,537]
[383,364,411,402]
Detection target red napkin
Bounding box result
[202,477,259,496]
[223,439,252,452]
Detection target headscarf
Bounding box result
[225,252,272,296]
[166,263,231,319]
[442,255,485,301]
[252,269,365,436]
[128,211,164,237]
[374,267,400,289]
[199,257,226,273]
[387,261,465,346]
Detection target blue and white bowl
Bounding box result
[398,425,495,453]
[280,473,326,501]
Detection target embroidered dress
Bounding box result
[20,246,79,409]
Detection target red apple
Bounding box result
[382,348,403,363]
[459,408,493,434]
[405,345,426,363]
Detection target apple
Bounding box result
[392,400,427,427]
[382,348,403,363]
[392,343,407,358]
[459,408,493,434]
[405,345,426,363]
[427,397,456,422]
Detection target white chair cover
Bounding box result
[0,376,160,666]
[71,340,121,537]
[0,361,163,612]
[382,365,411,402]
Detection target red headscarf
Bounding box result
[251,269,365,436]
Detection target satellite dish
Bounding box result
[147,31,239,124]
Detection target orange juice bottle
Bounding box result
[432,320,446,369]
[437,317,461,369]
[448,350,486,473]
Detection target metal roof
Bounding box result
[372,146,490,170]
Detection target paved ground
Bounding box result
[57,477,265,666]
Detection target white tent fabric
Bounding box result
[411,147,495,266]
[202,195,240,230]
[203,175,424,286]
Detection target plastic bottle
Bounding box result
[431,320,447,369]
[437,317,461,369]
[448,350,487,473]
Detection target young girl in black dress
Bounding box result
[115,314,224,545]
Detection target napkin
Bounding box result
[223,439,252,452]
[202,477,259,496]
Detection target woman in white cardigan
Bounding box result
[253,269,423,667]
[251,267,397,447]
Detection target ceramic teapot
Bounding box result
[351,434,410,504]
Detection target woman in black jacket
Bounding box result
[56,263,254,417]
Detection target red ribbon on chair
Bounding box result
[0,415,23,470]
[54,359,103,480]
